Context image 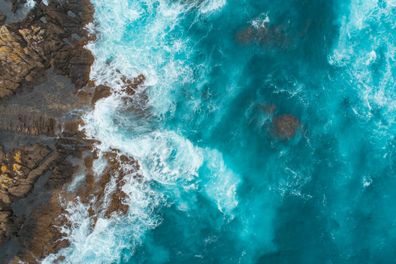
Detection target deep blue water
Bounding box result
[45,0,396,263]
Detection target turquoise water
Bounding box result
[45,0,396,263]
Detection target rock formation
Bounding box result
[273,114,300,139]
[0,144,56,243]
[0,1,148,262]
[236,21,288,47]
[0,0,95,262]
[0,0,93,100]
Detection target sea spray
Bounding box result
[44,0,396,263]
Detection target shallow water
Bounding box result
[45,0,396,263]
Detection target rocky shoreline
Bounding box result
[0,1,302,262]
[0,0,96,262]
[0,0,151,262]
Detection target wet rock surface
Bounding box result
[0,1,147,262]
[0,0,96,263]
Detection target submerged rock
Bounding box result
[236,21,288,47]
[273,114,300,139]
[121,74,146,96]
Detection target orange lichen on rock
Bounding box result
[0,174,13,190]
[12,163,22,174]
[1,165,8,173]
[14,150,22,163]
[12,150,23,174]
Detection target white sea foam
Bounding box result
[86,0,195,117]
[24,0,36,8]
[43,0,238,262]
[199,0,226,14]
[203,149,239,214]
[251,13,270,29]
[50,91,239,262]
[329,0,396,133]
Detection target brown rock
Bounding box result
[0,106,58,136]
[273,114,300,139]
[0,0,99,261]
[0,144,56,202]
[92,85,111,104]
[0,26,45,98]
[121,74,146,96]
[0,210,13,244]
[236,27,255,44]
[7,183,31,198]
[18,144,51,170]
[236,23,287,47]
[0,0,95,100]
[0,192,12,206]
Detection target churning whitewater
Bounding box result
[45,0,396,263]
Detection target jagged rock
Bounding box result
[103,153,138,217]
[91,85,111,104]
[0,144,55,199]
[0,190,12,207]
[121,74,146,96]
[0,25,45,98]
[0,0,97,262]
[7,183,31,198]
[0,106,57,136]
[18,144,51,170]
[73,150,140,220]
[0,0,94,100]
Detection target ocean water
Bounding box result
[45,0,396,263]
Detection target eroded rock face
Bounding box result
[0,133,96,263]
[0,143,57,246]
[121,74,146,96]
[0,144,54,204]
[0,1,96,262]
[91,85,112,104]
[273,114,300,139]
[0,25,44,98]
[0,1,147,262]
[76,150,140,219]
[0,105,58,136]
[0,0,94,100]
